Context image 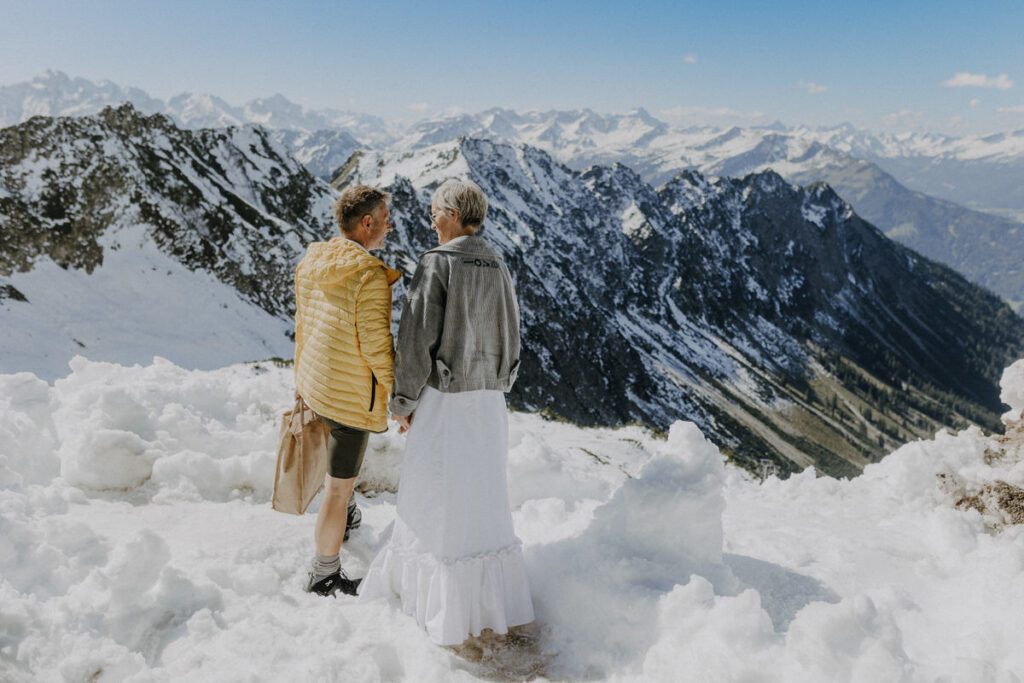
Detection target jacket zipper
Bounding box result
[369,373,377,412]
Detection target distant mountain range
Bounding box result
[0,70,398,145]
[4,72,1023,210]
[395,108,1024,214]
[3,104,1022,478]
[395,111,1024,310]
[11,72,1015,309]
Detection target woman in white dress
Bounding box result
[359,178,534,646]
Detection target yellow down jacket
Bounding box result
[293,237,401,433]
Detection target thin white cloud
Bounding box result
[884,108,920,119]
[969,98,981,108]
[407,102,431,113]
[941,72,1013,89]
[683,54,698,64]
[997,105,1024,113]
[798,80,828,94]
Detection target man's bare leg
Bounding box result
[315,473,356,556]
[306,473,360,595]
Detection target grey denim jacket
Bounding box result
[390,234,521,416]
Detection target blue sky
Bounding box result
[2,0,1022,134]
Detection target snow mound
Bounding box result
[2,356,1024,681]
[0,372,59,489]
[1000,358,1024,424]
[527,421,739,676]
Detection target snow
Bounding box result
[619,202,650,239]
[352,142,472,189]
[2,356,1024,681]
[0,224,294,380]
[1001,359,1024,424]
[802,202,828,229]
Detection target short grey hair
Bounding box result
[433,178,488,230]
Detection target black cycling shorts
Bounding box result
[318,414,369,479]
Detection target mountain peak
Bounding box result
[745,167,789,191]
[34,69,71,83]
[804,180,843,203]
[629,107,663,125]
[755,119,789,132]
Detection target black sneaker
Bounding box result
[305,569,362,597]
[344,499,362,542]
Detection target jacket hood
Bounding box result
[300,237,400,286]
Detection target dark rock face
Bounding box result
[0,104,336,317]
[785,160,1024,312]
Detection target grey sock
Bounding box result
[311,553,341,579]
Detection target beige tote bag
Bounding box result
[271,394,329,515]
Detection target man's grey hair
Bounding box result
[433,178,488,230]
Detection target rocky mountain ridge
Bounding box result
[3,105,1022,477]
[339,137,1024,476]
[0,105,336,376]
[396,112,1024,311]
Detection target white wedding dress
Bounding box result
[359,386,534,646]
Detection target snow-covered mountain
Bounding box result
[0,70,164,122]
[164,93,397,147]
[0,71,398,146]
[295,109,1024,312]
[781,159,1024,310]
[268,129,361,180]
[398,107,673,159]
[340,137,1024,476]
[3,105,1022,477]
[398,108,1024,200]
[0,104,336,378]
[399,109,1024,195]
[396,110,1024,311]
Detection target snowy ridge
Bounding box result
[7,72,1024,165]
[1,356,1023,680]
[267,129,361,181]
[0,224,294,381]
[0,105,337,376]
[0,71,398,145]
[397,111,1024,310]
[401,108,1024,180]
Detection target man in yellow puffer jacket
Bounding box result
[293,185,400,596]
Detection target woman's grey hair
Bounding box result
[433,178,488,230]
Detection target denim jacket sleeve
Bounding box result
[390,254,448,416]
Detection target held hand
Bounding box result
[393,412,414,434]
